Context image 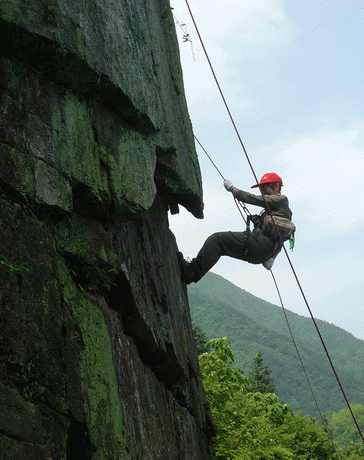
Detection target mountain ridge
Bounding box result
[188,272,364,416]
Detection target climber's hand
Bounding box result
[224,180,234,192]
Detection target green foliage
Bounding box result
[199,337,248,413]
[161,6,174,20]
[161,7,174,30]
[189,272,364,416]
[199,338,339,459]
[192,322,211,355]
[0,254,28,287]
[66,255,116,293]
[343,442,364,460]
[248,352,275,394]
[330,405,364,448]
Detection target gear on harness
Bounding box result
[236,201,280,271]
[289,234,295,250]
[249,213,263,228]
[229,181,294,271]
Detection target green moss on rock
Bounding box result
[0,382,43,444]
[52,92,101,189]
[59,260,127,458]
[0,0,204,216]
[34,159,73,212]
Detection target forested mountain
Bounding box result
[188,272,364,417]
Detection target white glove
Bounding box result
[224,179,234,192]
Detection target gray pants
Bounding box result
[191,229,278,281]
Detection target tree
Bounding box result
[330,404,364,449]
[198,338,339,459]
[192,321,211,355]
[344,442,364,460]
[248,352,275,394]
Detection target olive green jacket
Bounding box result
[233,189,292,221]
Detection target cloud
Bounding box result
[274,120,364,231]
[172,0,297,117]
[174,0,296,52]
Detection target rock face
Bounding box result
[0,1,215,459]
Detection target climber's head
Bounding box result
[251,173,282,195]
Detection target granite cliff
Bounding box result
[0,0,215,458]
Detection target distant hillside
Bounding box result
[188,272,364,417]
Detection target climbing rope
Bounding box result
[184,0,259,186]
[183,0,364,445]
[195,134,364,450]
[194,135,251,226]
[193,135,224,181]
[270,270,341,459]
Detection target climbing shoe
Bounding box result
[177,252,198,284]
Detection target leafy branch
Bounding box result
[0,255,28,287]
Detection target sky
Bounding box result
[168,0,364,341]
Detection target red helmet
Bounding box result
[251,173,283,189]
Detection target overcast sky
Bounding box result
[168,0,364,341]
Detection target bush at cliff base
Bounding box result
[198,337,364,460]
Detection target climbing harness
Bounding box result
[183,0,364,448]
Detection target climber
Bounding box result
[177,173,294,284]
